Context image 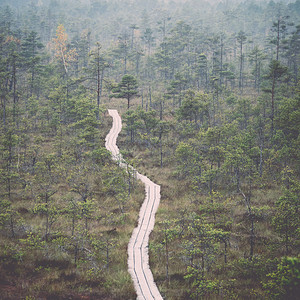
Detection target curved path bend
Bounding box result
[105,109,163,300]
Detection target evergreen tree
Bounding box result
[111,74,138,109]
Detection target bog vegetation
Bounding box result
[0,0,299,299]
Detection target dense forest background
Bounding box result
[0,0,299,299]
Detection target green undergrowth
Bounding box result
[117,101,299,299]
[0,107,143,299]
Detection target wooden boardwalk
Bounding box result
[105,109,163,300]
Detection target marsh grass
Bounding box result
[0,107,146,299]
[1,94,295,299]
[117,123,287,299]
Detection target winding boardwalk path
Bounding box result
[105,109,163,300]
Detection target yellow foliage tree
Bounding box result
[52,24,77,74]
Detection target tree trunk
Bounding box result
[276,20,280,61]
[2,96,6,127]
[72,215,75,236]
[160,141,163,168]
[74,243,78,264]
[10,215,15,238]
[13,57,17,124]
[224,240,227,264]
[271,76,276,136]
[45,194,49,241]
[165,234,169,282]
[250,214,254,259]
[259,144,263,177]
[106,239,110,270]
[236,167,240,193]
[97,58,100,120]
[285,218,289,255]
[239,43,243,92]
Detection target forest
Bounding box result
[0,0,299,299]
